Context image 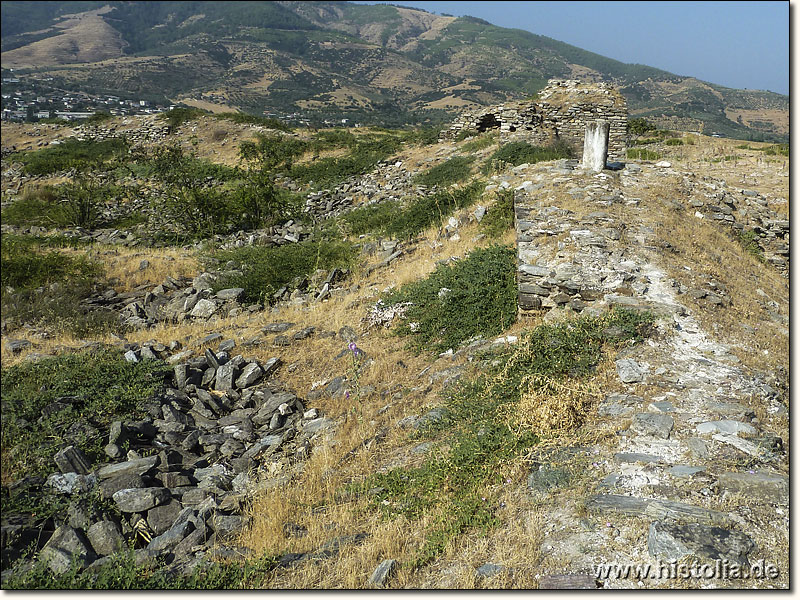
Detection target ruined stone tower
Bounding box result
[443,79,628,162]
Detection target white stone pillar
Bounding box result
[582,120,610,172]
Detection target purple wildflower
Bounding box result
[348,342,357,352]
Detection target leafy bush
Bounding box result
[413,156,474,187]
[2,178,104,228]
[480,189,515,238]
[13,138,129,176]
[211,240,357,305]
[239,133,307,170]
[626,148,661,160]
[0,350,169,484]
[627,117,657,136]
[354,308,654,566]
[383,244,517,354]
[483,140,573,173]
[665,138,683,146]
[229,169,300,230]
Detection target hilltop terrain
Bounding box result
[0,108,789,588]
[0,1,788,140]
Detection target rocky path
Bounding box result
[509,161,788,588]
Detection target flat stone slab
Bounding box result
[648,520,754,565]
[631,413,674,439]
[696,420,756,436]
[97,456,159,480]
[539,573,598,589]
[587,494,729,525]
[717,472,788,504]
[669,465,705,478]
[368,559,397,587]
[113,487,171,512]
[712,433,769,459]
[616,359,645,383]
[614,452,665,465]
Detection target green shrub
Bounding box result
[239,133,308,170]
[13,138,129,176]
[229,169,300,230]
[354,307,655,567]
[1,350,169,485]
[480,189,515,238]
[629,137,660,146]
[665,138,683,146]
[413,156,474,187]
[627,118,657,136]
[211,240,357,305]
[1,178,106,228]
[383,244,517,354]
[626,148,661,160]
[483,140,573,174]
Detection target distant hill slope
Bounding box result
[0,1,787,140]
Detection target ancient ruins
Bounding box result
[443,79,628,163]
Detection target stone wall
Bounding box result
[443,79,628,162]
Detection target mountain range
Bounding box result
[0,1,788,140]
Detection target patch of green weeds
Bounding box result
[290,134,403,188]
[761,144,788,156]
[664,138,683,146]
[454,129,480,142]
[210,240,357,305]
[353,307,655,567]
[460,134,497,153]
[12,138,129,176]
[212,112,292,132]
[383,244,517,354]
[1,235,117,336]
[339,180,484,241]
[626,148,661,160]
[413,156,474,187]
[734,228,765,262]
[404,126,443,146]
[158,107,207,130]
[4,547,280,589]
[480,189,515,238]
[0,350,169,486]
[482,140,573,174]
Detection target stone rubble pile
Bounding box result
[1,342,338,579]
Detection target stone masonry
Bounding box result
[443,79,627,162]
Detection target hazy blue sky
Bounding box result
[353,1,789,95]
